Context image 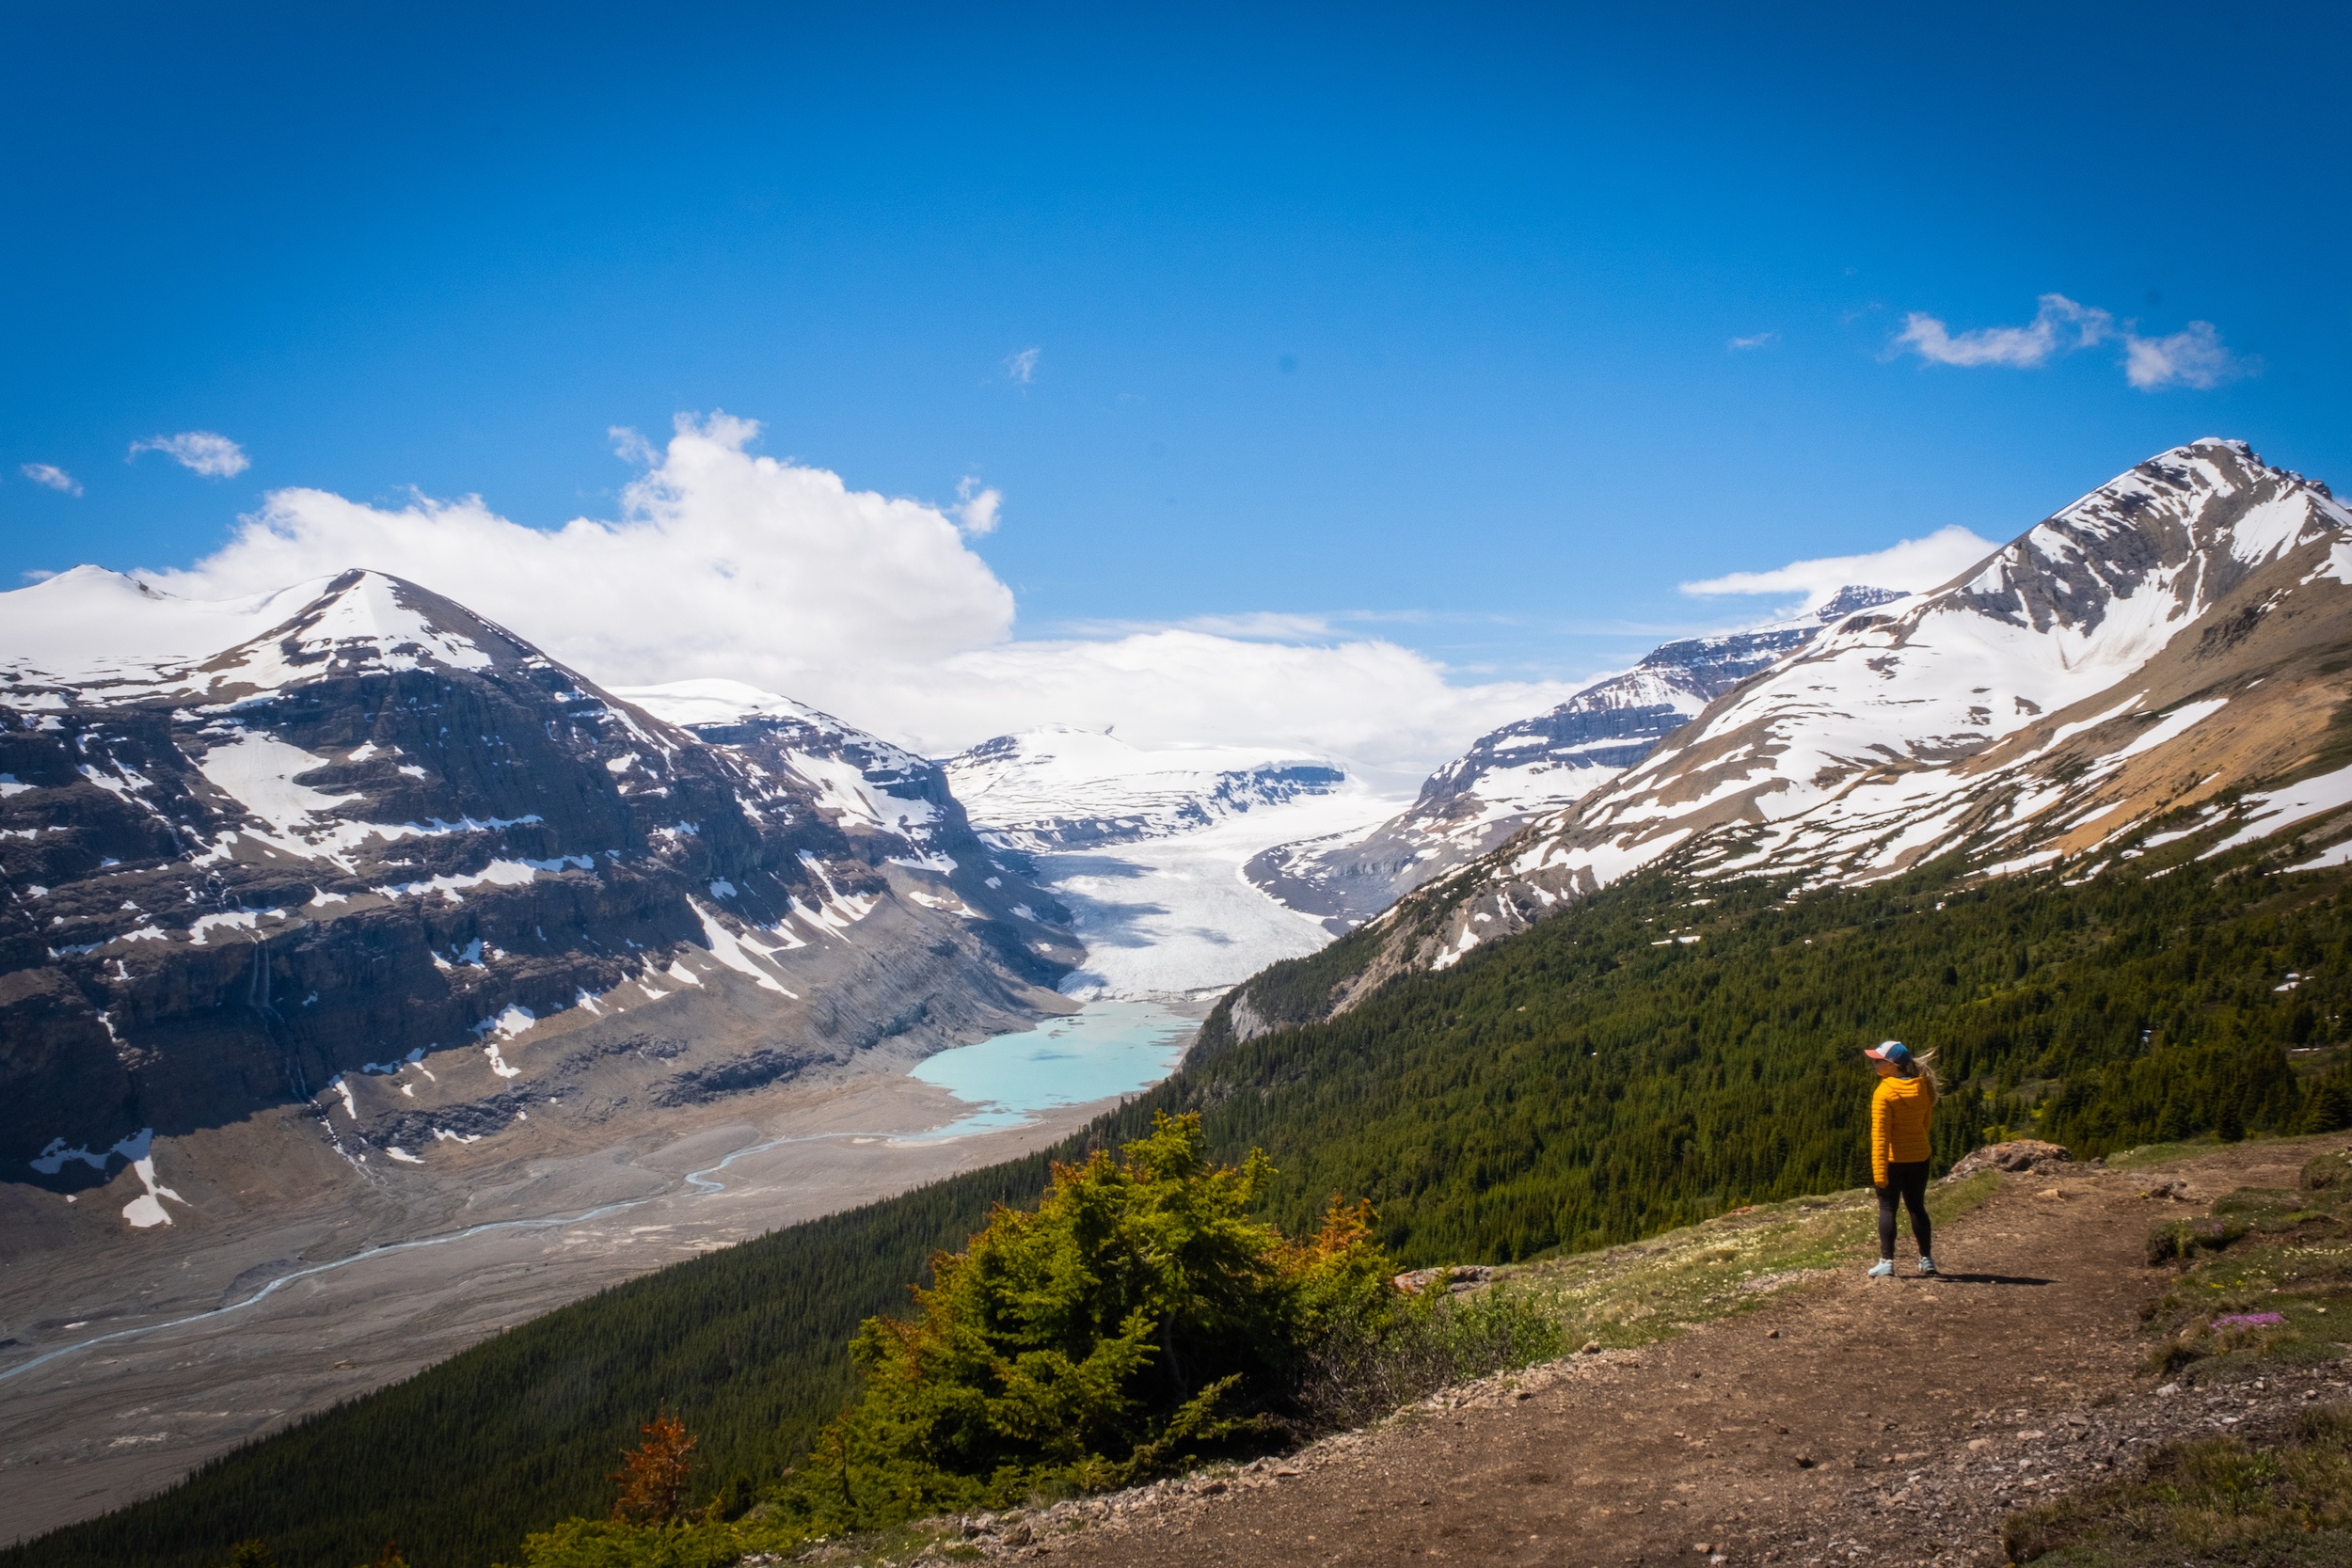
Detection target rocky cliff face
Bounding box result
[0,570,1074,1206]
[1245,590,1901,931]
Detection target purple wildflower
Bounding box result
[2212,1312,2285,1330]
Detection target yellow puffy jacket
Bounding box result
[1870,1073,1934,1188]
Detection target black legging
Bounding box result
[1878,1161,1931,1259]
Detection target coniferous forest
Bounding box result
[11,834,2351,1568]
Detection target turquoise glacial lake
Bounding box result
[907,1000,1197,1136]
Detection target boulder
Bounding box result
[1942,1139,2072,1182]
[1391,1264,1495,1295]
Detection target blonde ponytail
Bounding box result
[1910,1049,1939,1103]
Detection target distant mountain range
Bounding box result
[19,438,2348,1226]
[942,725,1346,852]
[1245,587,1906,932]
[1222,438,2352,1025]
[0,569,1076,1211]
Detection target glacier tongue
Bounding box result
[944,725,1347,852]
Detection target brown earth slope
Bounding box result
[1003,1138,2350,1568]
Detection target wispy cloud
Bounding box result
[1892,293,2247,391]
[1680,523,1999,611]
[129,430,250,477]
[20,463,82,496]
[1726,331,1779,351]
[953,475,1001,536]
[2122,321,2242,390]
[1174,611,1338,640]
[1004,346,1041,386]
[1894,293,2111,369]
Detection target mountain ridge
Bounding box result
[1244,588,1905,932]
[1218,439,2352,1028]
[0,568,1076,1210]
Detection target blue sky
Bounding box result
[4,2,2347,762]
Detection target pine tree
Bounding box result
[609,1415,696,1525]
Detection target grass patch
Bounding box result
[2106,1132,2334,1174]
[2138,1154,2352,1386]
[2105,1135,2232,1173]
[2002,1405,2352,1565]
[1495,1171,2000,1352]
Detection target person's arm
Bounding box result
[1871,1084,1891,1189]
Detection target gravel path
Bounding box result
[943,1138,2351,1567]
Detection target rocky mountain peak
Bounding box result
[2,567,1075,1213]
[1244,586,1901,931]
[1372,440,2352,976]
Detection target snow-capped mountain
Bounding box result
[0,568,1074,1212]
[1246,588,1902,931]
[616,678,1073,956]
[943,725,1347,852]
[1363,440,2352,978]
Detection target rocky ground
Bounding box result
[920,1137,2347,1567]
[0,1052,1142,1547]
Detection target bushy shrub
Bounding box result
[768,1113,1397,1534]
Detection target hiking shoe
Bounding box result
[1867,1259,1894,1278]
[1918,1258,1938,1275]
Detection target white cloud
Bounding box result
[1894,293,2111,369]
[1172,611,1339,640]
[2122,321,2242,390]
[20,463,82,496]
[1005,346,1041,385]
[1893,293,2246,392]
[1726,332,1778,351]
[130,431,250,477]
[953,476,1001,536]
[1678,523,1999,611]
[142,414,1576,778]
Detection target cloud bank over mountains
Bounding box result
[1678,523,2000,613]
[145,415,1581,777]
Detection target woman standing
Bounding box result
[1865,1039,1936,1278]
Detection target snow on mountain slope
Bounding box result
[1,569,1074,1210]
[1246,588,1903,931]
[619,677,1073,940]
[944,726,1348,852]
[619,679,948,846]
[1373,440,2352,977]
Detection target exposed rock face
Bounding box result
[1945,1140,2074,1181]
[0,570,1074,1201]
[1247,591,1902,931]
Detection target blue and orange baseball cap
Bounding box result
[1864,1040,1914,1069]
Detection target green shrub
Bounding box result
[764,1112,1395,1535]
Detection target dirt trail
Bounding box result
[1016,1138,2349,1568]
